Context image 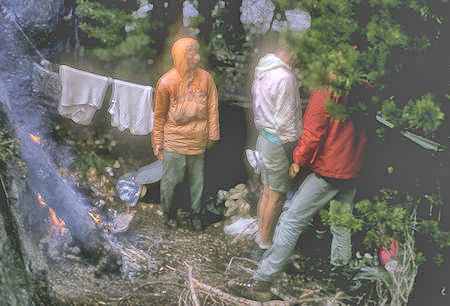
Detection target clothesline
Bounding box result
[57,63,154,135]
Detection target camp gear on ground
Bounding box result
[376,115,446,152]
[378,237,399,266]
[134,160,163,184]
[224,217,258,239]
[58,65,109,125]
[109,79,154,135]
[115,160,163,206]
[257,135,290,193]
[116,172,142,207]
[293,89,367,179]
[214,184,255,224]
[152,37,219,155]
[109,212,134,234]
[254,173,356,282]
[160,150,204,217]
[252,53,302,144]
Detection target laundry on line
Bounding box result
[57,64,154,135]
[109,79,153,135]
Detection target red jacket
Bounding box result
[293,89,367,179]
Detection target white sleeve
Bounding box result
[273,76,302,143]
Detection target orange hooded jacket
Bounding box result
[152,38,220,155]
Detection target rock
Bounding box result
[2,0,65,31]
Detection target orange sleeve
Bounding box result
[151,79,170,150]
[207,74,220,141]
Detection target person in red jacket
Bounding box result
[229,88,367,301]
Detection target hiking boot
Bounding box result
[191,217,203,231]
[227,279,274,301]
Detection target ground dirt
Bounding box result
[44,200,350,306]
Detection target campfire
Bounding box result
[37,193,68,235]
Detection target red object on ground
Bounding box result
[378,237,398,265]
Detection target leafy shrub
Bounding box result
[402,93,444,134]
[76,0,157,61]
[320,200,362,232]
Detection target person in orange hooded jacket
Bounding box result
[152,38,219,230]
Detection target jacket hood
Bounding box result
[171,37,199,79]
[254,53,291,79]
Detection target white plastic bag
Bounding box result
[224,217,258,239]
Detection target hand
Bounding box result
[154,145,163,161]
[289,163,300,178]
[207,139,215,149]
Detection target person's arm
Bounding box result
[293,89,330,167]
[151,80,169,160]
[206,74,220,148]
[273,76,301,144]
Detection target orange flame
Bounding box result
[37,193,47,207]
[29,133,41,144]
[88,212,101,224]
[37,193,68,235]
[48,207,68,234]
[88,212,108,233]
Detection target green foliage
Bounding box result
[208,1,246,57]
[282,0,361,94]
[381,97,403,126]
[0,126,26,178]
[325,98,349,121]
[74,151,110,181]
[381,93,444,134]
[420,220,450,250]
[0,127,19,166]
[320,200,362,233]
[354,196,409,248]
[76,0,157,61]
[402,93,444,134]
[273,0,445,134]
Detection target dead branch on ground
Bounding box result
[185,262,201,306]
[226,256,258,273]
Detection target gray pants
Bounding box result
[254,173,356,282]
[160,151,205,217]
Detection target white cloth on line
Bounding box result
[108,79,154,135]
[58,65,109,125]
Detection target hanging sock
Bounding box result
[108,79,153,135]
[58,65,109,125]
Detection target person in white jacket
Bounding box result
[252,38,302,250]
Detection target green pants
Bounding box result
[160,150,204,217]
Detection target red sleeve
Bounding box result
[293,89,330,166]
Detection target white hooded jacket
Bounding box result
[252,53,302,143]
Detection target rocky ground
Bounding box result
[44,199,353,305]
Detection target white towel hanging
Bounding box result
[58,65,109,125]
[109,79,154,135]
